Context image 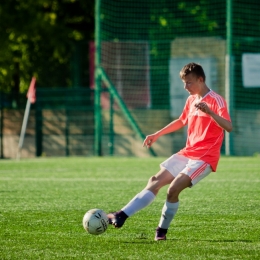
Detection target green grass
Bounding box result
[0,156,260,259]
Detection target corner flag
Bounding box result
[27,77,36,103]
[17,77,37,160]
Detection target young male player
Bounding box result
[108,62,232,240]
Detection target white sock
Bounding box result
[121,190,155,217]
[158,201,179,229]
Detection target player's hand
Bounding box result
[195,102,212,115]
[143,133,158,148]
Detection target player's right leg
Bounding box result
[108,168,174,228]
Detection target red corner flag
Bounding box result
[27,77,36,103]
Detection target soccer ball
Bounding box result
[82,209,109,235]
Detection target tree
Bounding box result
[0,0,94,106]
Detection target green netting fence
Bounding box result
[1,0,260,158]
[0,89,95,159]
[94,0,260,156]
[34,88,95,157]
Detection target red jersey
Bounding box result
[177,90,231,172]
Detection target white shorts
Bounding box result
[160,154,212,187]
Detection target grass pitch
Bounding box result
[0,156,259,259]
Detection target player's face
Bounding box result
[182,74,203,95]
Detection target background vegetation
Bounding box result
[0,0,94,97]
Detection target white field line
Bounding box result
[0,177,147,182]
[0,177,259,182]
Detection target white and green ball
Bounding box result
[83,209,109,235]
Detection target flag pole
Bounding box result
[16,77,36,160]
[16,98,31,160]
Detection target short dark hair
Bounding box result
[179,62,206,82]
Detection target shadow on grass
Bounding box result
[123,238,256,244]
[203,239,255,243]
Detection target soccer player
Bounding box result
[108,62,232,241]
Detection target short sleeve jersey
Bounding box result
[177,90,231,172]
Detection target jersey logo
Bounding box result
[190,105,199,116]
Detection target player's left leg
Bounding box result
[155,159,212,241]
[155,173,191,240]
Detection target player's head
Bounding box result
[180,63,206,82]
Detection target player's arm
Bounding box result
[143,119,184,148]
[209,112,232,132]
[195,102,233,132]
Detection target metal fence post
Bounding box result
[225,0,234,155]
[94,0,102,156]
[0,92,3,159]
[35,90,43,157]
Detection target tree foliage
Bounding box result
[0,0,94,96]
